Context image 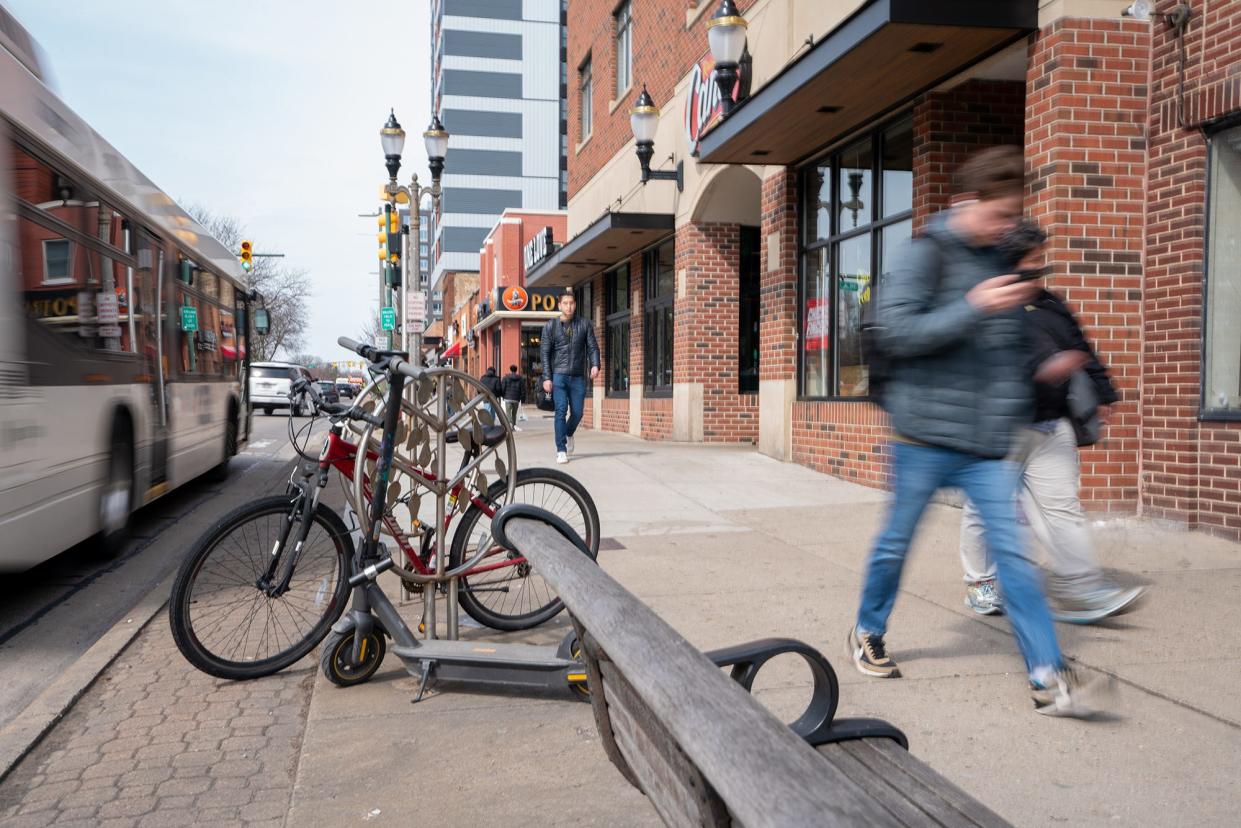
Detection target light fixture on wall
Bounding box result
[1121,1,1151,20]
[706,0,748,116]
[629,86,684,191]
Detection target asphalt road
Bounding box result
[0,413,318,733]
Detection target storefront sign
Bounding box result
[495,286,562,314]
[804,298,829,351]
[522,226,555,272]
[684,51,750,156]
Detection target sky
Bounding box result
[6,0,431,360]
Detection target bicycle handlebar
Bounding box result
[337,336,374,361]
[336,336,423,382]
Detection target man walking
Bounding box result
[540,290,599,464]
[849,146,1108,717]
[501,364,524,430]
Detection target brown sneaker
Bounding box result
[848,626,901,678]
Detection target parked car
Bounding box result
[249,362,314,416]
[334,377,357,399]
[316,381,340,405]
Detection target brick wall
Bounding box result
[758,170,799,383]
[567,0,759,198]
[912,79,1026,234]
[1145,0,1241,533]
[641,397,673,440]
[792,402,892,489]
[1026,18,1150,513]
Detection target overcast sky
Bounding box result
[7,0,431,360]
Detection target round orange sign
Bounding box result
[501,286,529,311]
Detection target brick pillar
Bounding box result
[628,250,644,436]
[912,79,1026,234]
[1026,18,1150,514]
[758,170,798,459]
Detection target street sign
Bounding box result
[96,292,119,324]
[180,305,198,332]
[98,324,123,339]
[380,307,396,331]
[406,317,426,335]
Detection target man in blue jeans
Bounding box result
[849,146,1109,718]
[540,291,599,464]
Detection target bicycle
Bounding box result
[169,339,599,682]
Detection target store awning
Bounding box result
[474,310,559,334]
[524,211,674,289]
[441,340,462,360]
[697,0,1037,166]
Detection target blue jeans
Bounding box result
[857,441,1062,674]
[552,374,587,452]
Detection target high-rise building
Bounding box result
[429,0,567,298]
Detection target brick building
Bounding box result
[544,0,1241,535]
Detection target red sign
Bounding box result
[684,54,748,155]
[501,285,529,311]
[804,298,830,351]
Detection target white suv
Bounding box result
[250,362,314,416]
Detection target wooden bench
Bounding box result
[493,505,1009,828]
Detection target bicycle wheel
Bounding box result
[169,494,352,680]
[449,467,600,631]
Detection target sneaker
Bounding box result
[964,578,1003,616]
[556,451,568,464]
[1030,666,1114,718]
[848,626,901,678]
[566,435,575,455]
[1047,576,1147,625]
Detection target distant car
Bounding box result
[334,378,357,399]
[316,381,340,405]
[249,362,314,416]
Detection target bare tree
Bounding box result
[186,205,310,362]
[358,305,385,350]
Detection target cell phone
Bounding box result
[1015,265,1051,282]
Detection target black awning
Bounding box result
[697,0,1037,166]
[524,211,675,288]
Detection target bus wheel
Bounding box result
[207,409,237,482]
[97,419,134,557]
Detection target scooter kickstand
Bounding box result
[413,660,434,703]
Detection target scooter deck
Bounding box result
[393,639,572,670]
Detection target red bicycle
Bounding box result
[169,364,599,682]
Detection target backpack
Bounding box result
[861,235,943,410]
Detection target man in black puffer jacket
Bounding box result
[849,146,1108,718]
[540,290,599,463]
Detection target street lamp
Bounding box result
[378,109,450,357]
[629,86,683,190]
[706,0,748,116]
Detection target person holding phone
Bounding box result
[959,221,1145,622]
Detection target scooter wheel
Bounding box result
[320,628,386,687]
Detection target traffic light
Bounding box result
[240,240,253,271]
[385,204,401,262]
[377,213,388,261]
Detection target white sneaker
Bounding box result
[566,435,574,455]
[556,451,568,464]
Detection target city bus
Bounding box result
[0,10,257,570]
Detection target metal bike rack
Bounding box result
[331,362,583,701]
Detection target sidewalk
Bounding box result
[4,419,1241,826]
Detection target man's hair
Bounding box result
[956,145,1024,200]
[997,219,1047,268]
[509,364,517,372]
[561,289,575,301]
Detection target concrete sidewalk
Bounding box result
[288,419,1241,827]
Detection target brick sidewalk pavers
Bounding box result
[0,616,314,828]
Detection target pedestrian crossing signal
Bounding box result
[240,240,253,272]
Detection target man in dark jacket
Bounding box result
[959,224,1144,622]
[849,146,1105,718]
[500,364,524,429]
[540,291,599,463]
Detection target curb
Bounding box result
[0,575,172,785]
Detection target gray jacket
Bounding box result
[540,315,600,382]
[876,211,1031,458]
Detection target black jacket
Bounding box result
[500,372,524,401]
[1024,290,1118,422]
[540,316,600,382]
[480,369,503,398]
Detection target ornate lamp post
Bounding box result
[629,86,683,190]
[706,0,748,115]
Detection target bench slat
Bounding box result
[507,518,902,827]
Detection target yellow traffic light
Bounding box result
[240,240,253,272]
[388,211,400,234]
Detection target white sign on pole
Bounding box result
[96,292,119,324]
[97,324,123,339]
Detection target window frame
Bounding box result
[614,1,632,98]
[604,264,631,397]
[796,113,914,402]
[1199,116,1241,421]
[41,238,73,285]
[643,240,675,397]
[578,53,593,142]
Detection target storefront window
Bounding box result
[738,227,760,394]
[644,240,674,394]
[605,265,630,395]
[799,114,913,399]
[1204,123,1241,416]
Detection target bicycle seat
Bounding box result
[444,424,507,448]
